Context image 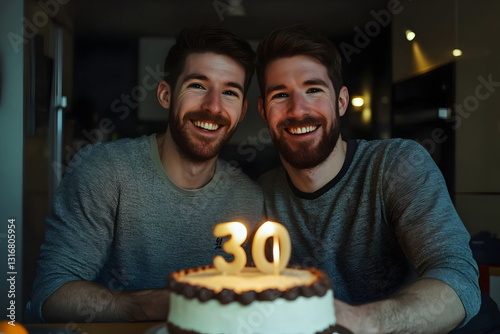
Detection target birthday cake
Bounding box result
[166,265,336,334]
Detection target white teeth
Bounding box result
[194,121,220,131]
[288,126,317,134]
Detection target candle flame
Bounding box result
[273,236,280,275]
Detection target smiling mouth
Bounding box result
[193,120,221,131]
[286,125,318,135]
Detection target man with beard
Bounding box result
[29,26,264,323]
[256,25,482,333]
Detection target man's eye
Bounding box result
[272,92,288,99]
[189,83,204,89]
[223,90,239,97]
[307,88,322,93]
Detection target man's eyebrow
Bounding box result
[265,79,330,96]
[265,84,287,96]
[182,73,209,83]
[183,73,244,93]
[226,81,244,94]
[304,79,329,87]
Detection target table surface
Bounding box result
[26,321,164,334]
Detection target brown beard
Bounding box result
[168,108,235,163]
[271,110,341,170]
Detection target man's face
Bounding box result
[258,55,348,169]
[163,52,247,162]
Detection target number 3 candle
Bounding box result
[213,222,248,274]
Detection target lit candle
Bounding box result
[213,222,247,275]
[252,221,291,275]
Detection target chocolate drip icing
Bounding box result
[167,266,333,305]
[237,290,256,305]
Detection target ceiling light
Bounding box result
[351,97,364,107]
[405,29,416,42]
[452,48,463,57]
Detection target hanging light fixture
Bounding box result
[405,29,416,42]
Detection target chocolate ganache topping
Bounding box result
[167,265,333,305]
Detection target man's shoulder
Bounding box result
[216,159,263,189]
[77,135,148,160]
[96,135,150,155]
[257,166,286,188]
[356,138,427,158]
[65,135,150,176]
[214,160,264,207]
[357,137,420,149]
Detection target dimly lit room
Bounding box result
[1,0,500,333]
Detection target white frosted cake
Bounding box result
[166,266,336,334]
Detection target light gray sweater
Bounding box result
[259,138,480,325]
[30,134,264,322]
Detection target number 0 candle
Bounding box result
[213,222,247,274]
[252,221,291,275]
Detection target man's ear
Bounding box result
[157,81,171,109]
[338,86,349,117]
[238,99,248,123]
[257,97,267,121]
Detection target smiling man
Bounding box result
[29,26,264,323]
[256,25,481,333]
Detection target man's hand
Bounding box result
[43,281,170,323]
[334,279,465,334]
[122,288,170,321]
[335,299,379,334]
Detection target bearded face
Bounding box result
[168,108,235,163]
[163,52,247,163]
[259,55,347,170]
[270,108,341,169]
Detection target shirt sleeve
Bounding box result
[382,140,480,326]
[30,143,118,322]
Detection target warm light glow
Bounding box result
[362,107,372,125]
[412,42,433,74]
[273,237,280,275]
[252,221,291,275]
[259,221,275,235]
[452,48,463,57]
[405,29,416,42]
[230,222,247,236]
[351,97,364,107]
[213,222,248,274]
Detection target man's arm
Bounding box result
[335,278,464,334]
[42,281,170,323]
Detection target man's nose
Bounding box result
[287,92,309,117]
[201,89,222,113]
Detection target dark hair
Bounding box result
[164,25,255,96]
[256,24,343,98]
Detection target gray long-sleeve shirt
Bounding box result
[259,138,480,325]
[29,134,264,322]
